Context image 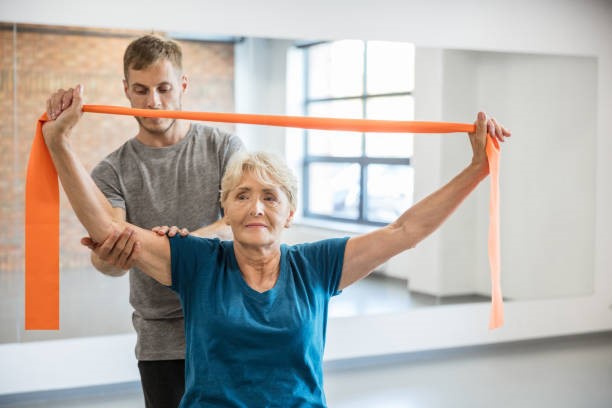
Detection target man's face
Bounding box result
[123,59,187,135]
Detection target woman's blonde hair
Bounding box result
[220,152,298,211]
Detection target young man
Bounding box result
[46,35,243,407]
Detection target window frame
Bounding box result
[300,41,414,226]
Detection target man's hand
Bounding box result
[152,225,190,237]
[81,226,140,272]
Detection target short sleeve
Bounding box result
[294,237,350,297]
[219,133,244,182]
[170,235,220,295]
[91,160,125,209]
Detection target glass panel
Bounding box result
[1,24,237,344]
[366,41,415,94]
[307,99,363,157]
[0,25,18,344]
[308,163,360,219]
[308,40,364,99]
[365,96,414,157]
[366,164,414,223]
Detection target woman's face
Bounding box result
[223,171,294,249]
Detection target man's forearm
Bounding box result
[191,219,233,240]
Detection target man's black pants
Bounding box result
[138,359,185,408]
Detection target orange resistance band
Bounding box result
[25,105,503,330]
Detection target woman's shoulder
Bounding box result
[284,237,350,258]
[169,235,225,252]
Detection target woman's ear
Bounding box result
[221,207,230,226]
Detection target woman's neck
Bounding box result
[233,242,282,292]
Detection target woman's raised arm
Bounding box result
[42,85,171,285]
[339,111,510,290]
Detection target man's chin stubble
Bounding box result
[135,117,177,135]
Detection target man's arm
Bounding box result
[151,219,233,240]
[90,214,232,275]
[81,207,136,277]
[191,219,233,240]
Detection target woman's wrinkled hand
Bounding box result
[468,111,511,169]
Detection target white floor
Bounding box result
[2,331,611,408]
[324,332,612,407]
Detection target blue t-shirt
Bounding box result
[169,235,349,408]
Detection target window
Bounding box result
[300,40,415,225]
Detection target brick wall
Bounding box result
[0,23,235,274]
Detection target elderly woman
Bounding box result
[43,86,510,407]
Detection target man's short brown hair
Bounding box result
[123,34,183,79]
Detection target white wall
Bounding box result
[234,37,292,157]
[398,50,597,299]
[469,51,597,299]
[386,47,446,293]
[1,0,611,395]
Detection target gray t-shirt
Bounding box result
[91,123,243,361]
